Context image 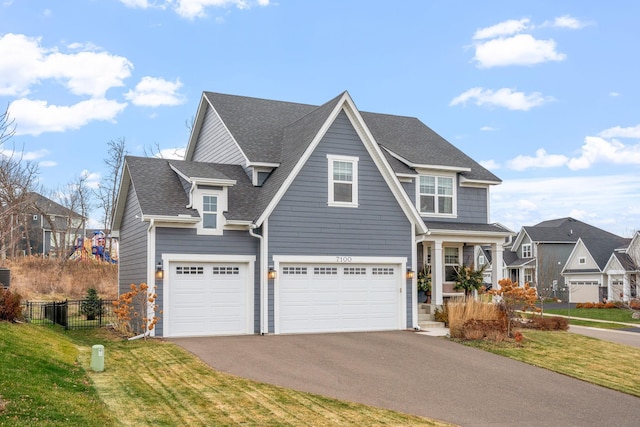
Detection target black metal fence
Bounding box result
[22,299,117,330]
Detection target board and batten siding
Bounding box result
[192,105,245,165]
[268,111,413,331]
[154,228,260,335]
[118,183,148,297]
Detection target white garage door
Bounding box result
[168,262,249,337]
[277,263,400,334]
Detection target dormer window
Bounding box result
[328,155,358,207]
[418,175,455,216]
[193,187,226,235]
[203,195,218,229]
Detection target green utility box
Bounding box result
[91,344,105,372]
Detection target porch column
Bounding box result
[432,240,444,305]
[491,242,503,290]
[623,274,630,302]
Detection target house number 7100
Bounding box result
[336,256,353,263]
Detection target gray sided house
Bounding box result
[112,91,512,338]
[480,217,632,303]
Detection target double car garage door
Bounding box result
[167,260,402,337]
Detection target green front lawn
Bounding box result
[542,308,640,324]
[0,324,446,426]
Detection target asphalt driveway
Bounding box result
[173,331,640,426]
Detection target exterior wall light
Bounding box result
[406,268,414,280]
[156,261,164,280]
[268,266,276,280]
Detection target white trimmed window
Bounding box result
[194,188,226,235]
[522,243,532,258]
[444,246,460,282]
[418,175,455,215]
[478,255,485,266]
[578,257,586,264]
[328,155,358,207]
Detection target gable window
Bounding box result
[478,255,485,266]
[203,195,218,229]
[419,175,454,215]
[578,257,586,264]
[522,244,532,258]
[327,155,358,207]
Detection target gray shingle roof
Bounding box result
[203,91,499,182]
[524,217,623,243]
[125,156,197,218]
[581,236,631,270]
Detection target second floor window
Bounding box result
[522,243,532,258]
[203,195,218,229]
[328,155,358,207]
[419,175,454,215]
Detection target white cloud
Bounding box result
[119,0,271,18]
[479,159,500,170]
[8,98,127,136]
[39,160,57,167]
[125,76,185,107]
[0,33,133,98]
[507,148,569,170]
[598,124,640,139]
[474,34,566,68]
[567,136,640,170]
[609,92,620,97]
[491,174,640,237]
[480,126,496,131]
[0,147,49,161]
[473,18,530,40]
[450,87,552,111]
[547,15,587,29]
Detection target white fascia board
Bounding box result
[111,163,132,233]
[382,147,471,173]
[603,254,622,273]
[417,230,512,245]
[142,215,199,225]
[247,161,280,169]
[459,176,501,187]
[562,238,586,273]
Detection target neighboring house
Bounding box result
[480,217,632,303]
[112,91,512,338]
[563,231,638,303]
[21,192,85,257]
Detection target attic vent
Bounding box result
[33,215,38,221]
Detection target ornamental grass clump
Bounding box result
[447,297,506,340]
[112,283,161,338]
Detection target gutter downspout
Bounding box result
[249,224,267,335]
[147,218,156,337]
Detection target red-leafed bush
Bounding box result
[0,288,23,322]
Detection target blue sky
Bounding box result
[1,0,639,236]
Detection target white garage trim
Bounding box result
[273,255,407,334]
[161,254,255,337]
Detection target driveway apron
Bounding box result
[172,331,640,426]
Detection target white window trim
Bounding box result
[578,257,586,264]
[443,245,462,283]
[194,187,227,235]
[327,154,359,208]
[522,243,532,258]
[416,172,457,217]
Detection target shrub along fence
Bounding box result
[22,299,117,330]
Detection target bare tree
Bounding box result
[54,172,94,257]
[96,137,127,242]
[0,108,39,258]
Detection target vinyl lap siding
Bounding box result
[118,183,148,297]
[192,106,245,164]
[268,111,413,330]
[155,228,260,334]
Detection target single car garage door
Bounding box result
[277,263,401,334]
[168,262,250,337]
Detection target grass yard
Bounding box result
[0,323,446,426]
[542,308,640,326]
[464,329,640,398]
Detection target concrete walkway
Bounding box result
[173,331,640,426]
